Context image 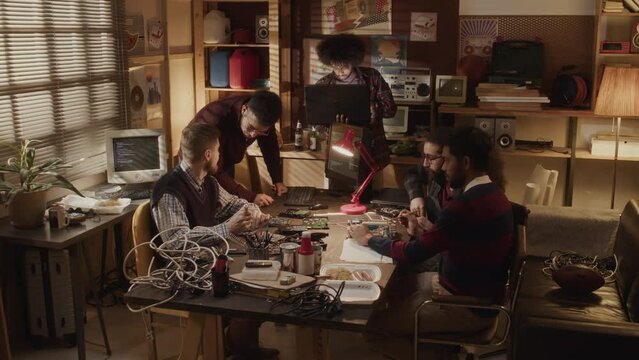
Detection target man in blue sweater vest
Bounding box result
[348,126,513,360]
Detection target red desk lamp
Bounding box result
[332,128,380,215]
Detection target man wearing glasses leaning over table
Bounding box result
[186,90,287,207]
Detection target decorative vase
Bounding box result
[9,189,48,229]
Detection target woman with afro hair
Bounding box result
[316,34,396,168]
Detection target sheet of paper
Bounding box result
[340,238,393,264]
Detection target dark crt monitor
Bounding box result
[305,84,371,126]
[106,129,167,184]
[325,123,373,189]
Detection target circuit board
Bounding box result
[302,217,329,229]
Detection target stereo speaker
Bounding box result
[495,117,516,151]
[475,117,495,142]
[631,20,639,53]
[256,15,269,44]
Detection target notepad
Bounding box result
[340,238,393,264]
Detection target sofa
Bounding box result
[512,200,639,359]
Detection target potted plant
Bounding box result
[0,140,84,228]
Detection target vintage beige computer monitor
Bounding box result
[435,75,467,104]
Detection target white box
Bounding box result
[591,137,615,156]
[591,135,639,157]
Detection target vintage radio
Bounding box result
[600,41,630,54]
[384,71,431,103]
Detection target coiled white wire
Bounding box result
[124,226,232,312]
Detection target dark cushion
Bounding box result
[614,199,639,322]
[516,257,627,323]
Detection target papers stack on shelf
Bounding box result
[476,83,549,111]
[603,1,625,12]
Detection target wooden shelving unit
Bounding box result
[204,87,259,92]
[193,0,291,139]
[501,148,572,159]
[438,105,601,118]
[203,43,270,48]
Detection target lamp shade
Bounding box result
[594,66,639,117]
[332,128,356,157]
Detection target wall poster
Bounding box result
[459,18,499,59]
[321,0,392,35]
[410,12,437,42]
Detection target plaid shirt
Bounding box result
[151,161,247,248]
[317,66,396,167]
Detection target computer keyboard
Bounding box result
[118,188,154,200]
[285,186,316,206]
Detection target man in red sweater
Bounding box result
[188,90,287,206]
[348,126,513,360]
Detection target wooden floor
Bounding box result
[12,303,391,360]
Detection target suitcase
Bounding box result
[229,48,260,89]
[209,50,231,88]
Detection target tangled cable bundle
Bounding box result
[124,226,232,312]
[270,282,345,318]
[542,250,618,282]
[541,250,618,295]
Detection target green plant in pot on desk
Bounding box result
[0,139,83,229]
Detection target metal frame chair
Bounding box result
[413,203,529,360]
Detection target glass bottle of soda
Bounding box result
[294,120,304,151]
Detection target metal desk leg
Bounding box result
[81,242,111,355]
[68,244,86,360]
[295,326,330,360]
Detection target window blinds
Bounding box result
[0,0,128,180]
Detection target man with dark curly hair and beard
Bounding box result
[316,34,396,168]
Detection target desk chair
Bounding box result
[132,200,191,360]
[413,203,529,360]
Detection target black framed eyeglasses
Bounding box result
[422,154,442,162]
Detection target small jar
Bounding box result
[280,242,300,272]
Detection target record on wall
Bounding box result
[130,85,144,110]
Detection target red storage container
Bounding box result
[229,48,260,89]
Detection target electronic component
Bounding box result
[279,275,296,285]
[302,217,329,230]
[279,208,311,219]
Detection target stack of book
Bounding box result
[476,83,550,111]
[602,0,625,13]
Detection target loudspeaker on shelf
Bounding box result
[495,117,516,151]
[256,15,269,44]
[475,117,495,142]
[631,20,639,53]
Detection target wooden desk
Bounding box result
[0,205,138,360]
[125,192,397,359]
